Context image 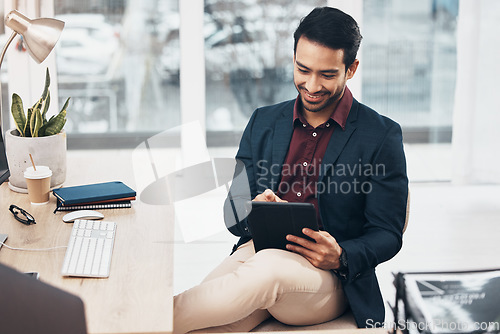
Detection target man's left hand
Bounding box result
[286,229,342,270]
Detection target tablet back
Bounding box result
[247,201,318,252]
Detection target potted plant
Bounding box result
[5,68,70,193]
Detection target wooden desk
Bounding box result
[0,149,174,334]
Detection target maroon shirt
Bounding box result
[277,87,353,227]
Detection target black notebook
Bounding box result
[247,201,319,252]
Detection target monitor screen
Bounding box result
[0,124,10,185]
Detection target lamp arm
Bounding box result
[0,31,18,69]
[0,31,18,137]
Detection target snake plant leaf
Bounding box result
[41,67,50,101]
[24,108,33,137]
[60,97,70,113]
[39,98,69,136]
[41,90,50,123]
[43,97,70,136]
[30,105,43,137]
[30,98,41,136]
[11,93,26,136]
[39,109,66,136]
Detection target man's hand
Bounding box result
[286,229,342,270]
[253,189,287,202]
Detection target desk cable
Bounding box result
[0,240,67,252]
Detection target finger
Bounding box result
[264,189,277,201]
[301,228,327,243]
[252,193,265,201]
[286,234,318,250]
[253,189,274,202]
[286,243,317,260]
[253,189,287,202]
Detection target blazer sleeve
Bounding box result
[222,109,259,237]
[338,122,408,283]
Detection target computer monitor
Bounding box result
[0,263,88,334]
[0,123,10,185]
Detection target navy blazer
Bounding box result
[224,98,408,327]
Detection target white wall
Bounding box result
[452,0,500,184]
[179,0,205,134]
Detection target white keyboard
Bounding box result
[61,219,116,278]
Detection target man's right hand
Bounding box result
[252,189,287,202]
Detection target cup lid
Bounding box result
[24,166,52,179]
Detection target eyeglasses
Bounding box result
[9,205,36,225]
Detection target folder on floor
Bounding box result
[392,268,500,334]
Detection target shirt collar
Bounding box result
[293,86,353,130]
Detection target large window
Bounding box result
[362,0,458,143]
[53,0,180,147]
[204,0,458,144]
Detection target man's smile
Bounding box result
[300,88,329,104]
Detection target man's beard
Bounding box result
[298,86,343,113]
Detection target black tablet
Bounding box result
[247,201,319,252]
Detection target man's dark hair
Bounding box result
[293,7,362,69]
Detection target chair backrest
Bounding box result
[403,189,410,234]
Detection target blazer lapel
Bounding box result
[319,100,359,183]
[271,108,294,189]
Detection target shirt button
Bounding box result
[303,162,308,167]
[312,132,317,137]
[302,123,307,128]
[297,192,302,197]
[326,123,330,127]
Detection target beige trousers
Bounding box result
[173,240,347,334]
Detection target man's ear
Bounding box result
[346,59,359,80]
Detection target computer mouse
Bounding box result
[62,210,104,223]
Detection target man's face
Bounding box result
[293,36,358,115]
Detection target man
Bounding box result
[174,7,408,333]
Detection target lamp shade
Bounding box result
[5,10,64,64]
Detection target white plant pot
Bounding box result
[5,129,67,193]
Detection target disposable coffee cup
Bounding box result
[24,166,52,205]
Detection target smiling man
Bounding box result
[174,7,408,333]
